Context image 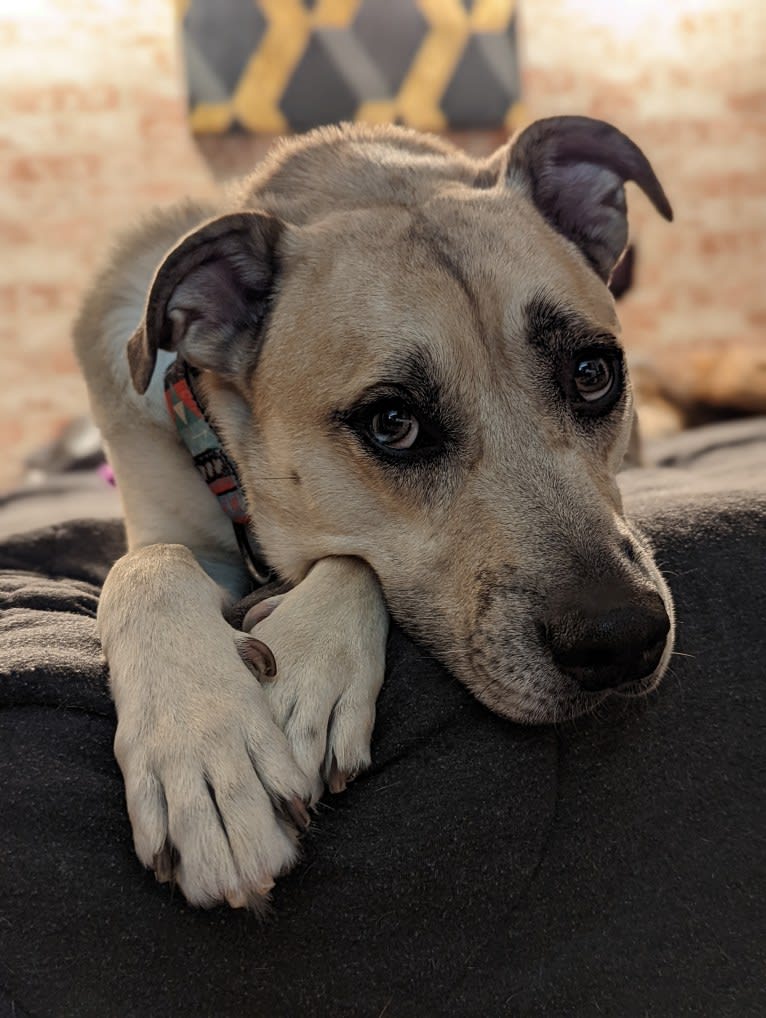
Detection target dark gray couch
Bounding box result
[1,419,764,1017]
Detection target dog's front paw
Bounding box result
[243,558,388,801]
[111,620,314,910]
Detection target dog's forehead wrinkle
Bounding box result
[403,214,485,337]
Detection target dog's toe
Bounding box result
[322,691,376,791]
[152,840,178,884]
[326,754,348,794]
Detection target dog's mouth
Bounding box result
[452,586,675,725]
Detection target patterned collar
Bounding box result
[164,358,273,585]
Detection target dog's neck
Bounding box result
[164,358,273,585]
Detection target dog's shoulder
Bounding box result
[73,199,247,572]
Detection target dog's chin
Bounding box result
[468,677,607,725]
[463,653,671,726]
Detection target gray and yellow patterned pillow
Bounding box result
[178,0,522,134]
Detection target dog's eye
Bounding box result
[369,405,420,450]
[574,356,613,400]
[339,391,448,464]
[566,349,622,413]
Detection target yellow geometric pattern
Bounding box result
[180,0,525,135]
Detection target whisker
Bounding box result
[663,663,686,706]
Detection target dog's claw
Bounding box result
[238,635,277,679]
[152,842,178,884]
[226,879,275,911]
[282,795,311,832]
[246,887,275,915]
[328,755,348,795]
[225,890,249,909]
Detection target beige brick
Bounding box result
[0,0,764,485]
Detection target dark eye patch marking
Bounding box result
[524,291,620,357]
[523,291,625,423]
[331,349,469,513]
[333,349,460,464]
[360,348,447,416]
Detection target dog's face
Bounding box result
[128,118,675,722]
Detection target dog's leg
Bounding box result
[243,557,389,798]
[87,406,387,910]
[99,541,315,908]
[91,424,296,906]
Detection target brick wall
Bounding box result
[1,0,764,487]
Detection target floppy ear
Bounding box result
[126,211,282,394]
[504,116,672,282]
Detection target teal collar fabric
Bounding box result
[164,358,272,584]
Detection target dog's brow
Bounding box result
[367,349,443,407]
[524,293,618,352]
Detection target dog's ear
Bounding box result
[127,212,282,394]
[502,116,672,282]
[608,244,636,301]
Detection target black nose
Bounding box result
[546,591,670,692]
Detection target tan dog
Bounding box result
[74,117,675,910]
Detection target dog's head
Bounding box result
[128,117,675,723]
